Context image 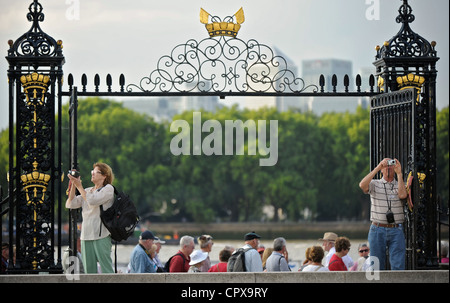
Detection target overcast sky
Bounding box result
[1,0,448,130]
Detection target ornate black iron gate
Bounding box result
[2,0,440,274]
[369,0,440,269]
[4,0,64,273]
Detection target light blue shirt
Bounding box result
[129,244,157,273]
[242,244,263,272]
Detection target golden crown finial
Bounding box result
[20,72,50,91]
[396,73,425,88]
[200,7,245,38]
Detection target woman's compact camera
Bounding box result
[387,159,396,166]
[386,210,395,224]
[68,170,80,178]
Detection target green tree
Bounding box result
[317,106,370,220]
[60,97,168,219]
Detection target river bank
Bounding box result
[139,221,378,243]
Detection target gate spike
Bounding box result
[332,74,337,93]
[344,74,349,93]
[81,74,87,92]
[119,74,125,92]
[356,74,361,92]
[94,74,100,93]
[68,73,73,92]
[319,74,325,93]
[106,74,112,92]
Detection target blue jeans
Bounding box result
[368,224,405,270]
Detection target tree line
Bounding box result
[0,98,448,223]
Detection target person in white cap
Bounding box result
[153,236,166,272]
[188,250,208,273]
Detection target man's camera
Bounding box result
[387,159,396,166]
[68,170,80,178]
[386,210,395,224]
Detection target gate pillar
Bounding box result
[372,0,439,269]
[5,0,64,273]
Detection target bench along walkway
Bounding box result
[1,270,448,283]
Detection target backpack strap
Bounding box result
[166,252,186,271]
[99,184,116,236]
[112,185,119,195]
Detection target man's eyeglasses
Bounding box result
[359,249,369,253]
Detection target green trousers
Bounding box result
[81,236,114,273]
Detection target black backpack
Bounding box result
[227,247,253,272]
[100,186,140,242]
[163,252,185,272]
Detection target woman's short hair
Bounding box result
[335,237,351,253]
[308,246,325,263]
[93,162,114,186]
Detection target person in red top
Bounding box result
[328,236,351,271]
[208,249,232,272]
[169,235,195,272]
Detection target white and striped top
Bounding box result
[368,178,405,224]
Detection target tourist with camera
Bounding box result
[65,162,115,273]
[359,158,408,270]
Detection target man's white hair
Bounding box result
[180,235,194,248]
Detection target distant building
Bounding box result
[120,56,372,119]
[121,94,220,122]
[301,59,356,115]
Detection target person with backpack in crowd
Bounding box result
[66,162,115,274]
[229,232,263,272]
[265,237,291,272]
[166,235,195,272]
[128,231,157,273]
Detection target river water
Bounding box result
[113,239,366,272]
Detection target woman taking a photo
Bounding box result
[66,162,115,273]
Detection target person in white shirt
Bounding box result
[320,232,354,269]
[66,162,115,273]
[302,245,329,272]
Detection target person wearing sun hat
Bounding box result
[188,250,209,273]
[319,232,354,269]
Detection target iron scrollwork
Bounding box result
[8,0,62,58]
[127,35,318,94]
[377,0,436,59]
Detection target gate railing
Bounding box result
[370,85,439,269]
